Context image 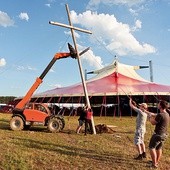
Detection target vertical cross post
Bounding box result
[49,4,96,134]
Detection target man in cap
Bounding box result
[129,99,148,160]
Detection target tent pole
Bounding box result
[105,95,107,116]
[149,60,154,82]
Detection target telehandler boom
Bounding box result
[10,43,78,132]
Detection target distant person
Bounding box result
[144,100,169,168]
[129,99,148,160]
[76,107,86,134]
[85,108,93,135]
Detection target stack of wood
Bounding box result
[95,124,117,134]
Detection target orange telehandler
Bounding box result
[10,43,84,132]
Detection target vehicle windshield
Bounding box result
[34,104,48,113]
[25,103,48,114]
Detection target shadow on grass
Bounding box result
[0,124,48,132]
[13,137,143,168]
[0,119,11,130]
[0,117,48,132]
[116,130,134,134]
[0,119,10,123]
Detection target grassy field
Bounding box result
[0,113,169,170]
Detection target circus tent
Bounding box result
[33,59,170,99]
[13,59,170,116]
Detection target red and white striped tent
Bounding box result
[34,60,170,99]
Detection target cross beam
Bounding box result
[49,4,96,134]
[49,21,92,34]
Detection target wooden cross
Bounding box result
[49,4,96,134]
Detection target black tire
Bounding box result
[47,118,61,133]
[10,116,24,131]
[56,116,65,130]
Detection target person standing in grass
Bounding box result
[129,99,148,160]
[85,108,93,135]
[144,100,169,169]
[76,107,86,134]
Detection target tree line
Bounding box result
[0,96,16,104]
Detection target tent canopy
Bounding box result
[34,60,170,98]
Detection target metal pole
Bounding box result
[85,69,87,81]
[65,4,96,134]
[149,60,153,82]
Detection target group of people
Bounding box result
[76,106,93,135]
[129,99,169,169]
[75,100,169,168]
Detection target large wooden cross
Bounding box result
[49,4,96,134]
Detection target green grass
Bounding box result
[0,113,170,170]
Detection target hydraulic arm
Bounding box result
[15,43,77,110]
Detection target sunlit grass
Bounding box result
[0,113,169,170]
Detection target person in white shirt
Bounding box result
[129,99,148,160]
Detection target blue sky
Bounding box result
[0,0,170,97]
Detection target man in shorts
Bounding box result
[76,107,86,134]
[129,99,148,160]
[145,100,169,168]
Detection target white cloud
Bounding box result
[0,11,14,27]
[135,20,142,29]
[49,68,55,72]
[113,0,145,6]
[54,84,62,88]
[19,12,29,21]
[0,58,6,66]
[27,66,36,71]
[78,44,104,69]
[11,86,20,90]
[131,19,142,31]
[70,10,156,56]
[45,4,51,8]
[47,83,62,88]
[16,65,36,71]
[48,0,56,3]
[45,0,56,8]
[87,0,146,10]
[64,30,80,39]
[17,66,24,71]
[86,0,101,10]
[129,8,138,16]
[129,5,145,16]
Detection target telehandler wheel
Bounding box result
[47,118,61,133]
[10,116,24,131]
[56,116,65,130]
